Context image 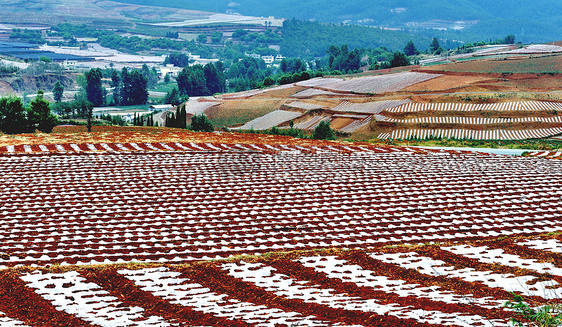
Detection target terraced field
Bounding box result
[317,72,441,94]
[380,127,562,140]
[374,100,562,140]
[386,101,562,113]
[1,134,562,325]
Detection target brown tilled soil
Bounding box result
[402,74,496,92]
[250,85,306,99]
[0,126,367,148]
[205,99,285,127]
[330,118,356,129]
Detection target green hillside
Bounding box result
[113,0,562,43]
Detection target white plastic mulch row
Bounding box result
[318,72,441,94]
[339,116,373,133]
[299,256,504,309]
[291,88,343,98]
[0,312,30,327]
[20,271,171,327]
[305,116,331,130]
[384,127,562,140]
[0,142,271,154]
[289,115,328,131]
[387,101,562,113]
[332,99,411,114]
[522,238,562,253]
[183,100,221,115]
[443,244,562,276]
[295,78,343,87]
[119,267,344,327]
[222,84,295,99]
[223,261,504,327]
[234,110,303,130]
[384,115,562,124]
[371,251,562,299]
[501,44,562,54]
[2,149,562,267]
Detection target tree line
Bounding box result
[164,104,213,132]
[0,91,58,134]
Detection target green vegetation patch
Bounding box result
[206,102,281,128]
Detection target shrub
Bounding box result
[505,294,562,327]
[190,114,214,132]
[313,120,335,140]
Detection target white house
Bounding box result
[262,55,274,64]
[157,64,182,78]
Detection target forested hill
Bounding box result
[114,0,562,43]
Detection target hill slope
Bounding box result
[114,0,562,42]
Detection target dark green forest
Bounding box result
[280,20,461,59]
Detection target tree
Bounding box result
[389,51,410,68]
[429,37,441,54]
[204,63,224,95]
[404,40,419,56]
[0,95,28,134]
[165,112,176,127]
[164,73,171,84]
[120,68,148,106]
[175,104,187,129]
[197,34,207,44]
[211,32,222,44]
[214,61,226,94]
[141,64,158,88]
[84,100,93,132]
[263,76,275,87]
[503,34,516,44]
[110,69,121,105]
[52,81,64,103]
[313,120,335,140]
[164,86,188,106]
[164,53,190,67]
[190,114,213,132]
[28,90,58,133]
[177,65,210,96]
[85,68,105,107]
[120,68,130,106]
[127,70,149,105]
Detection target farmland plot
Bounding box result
[1,143,562,269]
[333,99,410,114]
[183,99,222,115]
[382,127,562,140]
[290,115,331,130]
[386,101,562,113]
[502,44,562,54]
[232,110,303,130]
[319,72,441,94]
[222,84,295,99]
[5,235,562,326]
[384,115,562,124]
[1,140,562,325]
[339,116,374,133]
[291,88,345,98]
[285,101,324,111]
[295,77,343,87]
